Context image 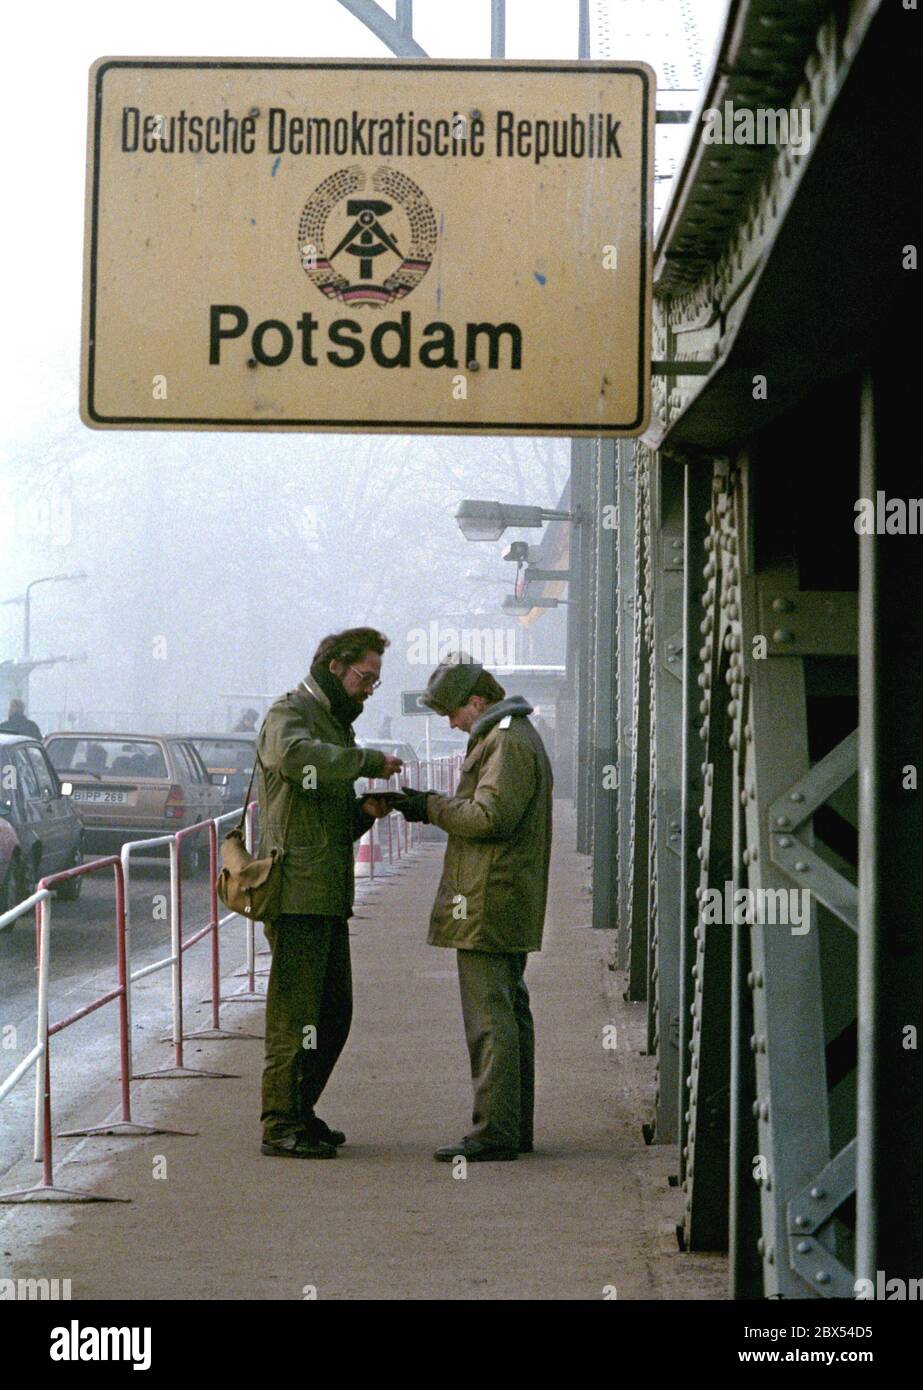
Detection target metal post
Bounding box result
[592,440,618,934]
[578,0,590,60]
[491,0,505,58]
[856,368,923,1284]
[646,454,685,1143]
[677,456,710,1177]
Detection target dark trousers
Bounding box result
[260,915,352,1143]
[456,949,535,1150]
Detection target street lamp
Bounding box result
[502,595,567,617]
[22,572,87,660]
[455,499,575,542]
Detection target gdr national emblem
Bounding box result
[298,166,437,307]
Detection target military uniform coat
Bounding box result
[256,675,387,919]
[426,696,553,953]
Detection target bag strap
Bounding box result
[237,755,260,832]
[237,751,296,848]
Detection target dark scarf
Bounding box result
[310,662,365,730]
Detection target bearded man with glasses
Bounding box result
[256,627,402,1159]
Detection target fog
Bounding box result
[0,0,724,741]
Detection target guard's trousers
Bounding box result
[456,949,535,1150]
[260,915,352,1143]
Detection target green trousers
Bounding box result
[260,915,352,1143]
[456,949,535,1150]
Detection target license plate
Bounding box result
[73,789,128,804]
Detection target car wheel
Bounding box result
[180,839,208,877]
[55,853,83,902]
[9,852,35,909]
[0,860,14,916]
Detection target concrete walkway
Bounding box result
[1,807,725,1300]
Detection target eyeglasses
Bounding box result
[349,666,382,691]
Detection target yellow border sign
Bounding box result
[82,58,653,435]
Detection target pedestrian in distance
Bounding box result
[0,698,42,740]
[397,653,553,1162]
[257,627,401,1159]
[233,708,259,733]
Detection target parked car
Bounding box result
[184,733,256,810]
[0,734,84,905]
[44,732,224,870]
[0,816,22,915]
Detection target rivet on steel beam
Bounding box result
[746,971,754,988]
[757,1035,766,1052]
[751,1099,760,1116]
[790,791,804,803]
[771,597,794,612]
[754,972,763,987]
[777,835,792,847]
[756,1237,765,1256]
[796,1240,811,1254]
[773,628,795,643]
[794,1215,809,1229]
[764,1176,772,1191]
[815,1271,830,1285]
[467,359,480,371]
[810,1187,826,1201]
[766,1247,774,1265]
[794,861,809,873]
[760,1102,769,1120]
[742,849,751,866]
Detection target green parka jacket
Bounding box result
[426,696,553,953]
[255,675,387,919]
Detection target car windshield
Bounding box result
[47,737,168,779]
[189,739,255,772]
